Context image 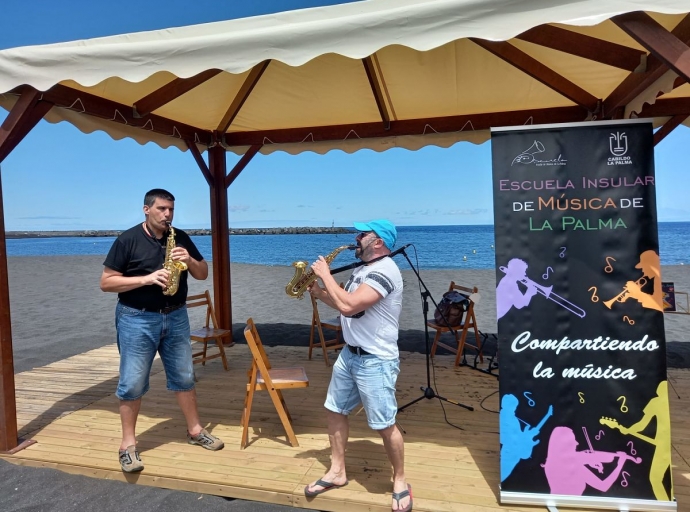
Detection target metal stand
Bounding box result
[461,331,500,379]
[397,247,473,413]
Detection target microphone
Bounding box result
[389,244,412,257]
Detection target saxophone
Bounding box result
[162,223,188,296]
[285,245,355,299]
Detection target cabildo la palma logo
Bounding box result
[511,140,567,167]
[608,132,632,165]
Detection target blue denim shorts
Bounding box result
[115,302,195,400]
[324,347,400,430]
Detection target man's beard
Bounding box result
[355,242,372,263]
[355,246,364,260]
[355,244,371,263]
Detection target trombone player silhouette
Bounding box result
[605,250,663,312]
[496,258,538,320]
[496,258,586,319]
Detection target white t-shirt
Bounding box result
[341,257,403,360]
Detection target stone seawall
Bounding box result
[6,227,354,239]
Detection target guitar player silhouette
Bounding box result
[500,393,553,482]
[600,381,672,501]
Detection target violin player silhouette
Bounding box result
[542,426,641,496]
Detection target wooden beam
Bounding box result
[185,140,213,187]
[13,84,214,146]
[0,165,18,452]
[224,105,588,147]
[222,98,689,149]
[225,145,262,189]
[362,56,391,129]
[613,12,690,84]
[216,61,270,134]
[516,25,645,71]
[133,69,223,117]
[653,114,689,145]
[470,39,600,112]
[0,89,54,163]
[604,14,690,116]
[208,146,232,334]
[0,88,40,139]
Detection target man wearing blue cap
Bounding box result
[305,220,411,512]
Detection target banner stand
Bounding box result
[492,120,676,511]
[501,491,677,511]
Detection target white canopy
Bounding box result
[0,0,689,154]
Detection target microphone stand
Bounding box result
[394,246,474,413]
[330,245,474,412]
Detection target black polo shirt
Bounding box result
[103,224,204,310]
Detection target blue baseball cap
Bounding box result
[353,219,397,250]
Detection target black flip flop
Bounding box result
[304,478,349,497]
[392,483,413,512]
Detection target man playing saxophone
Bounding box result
[100,188,224,474]
[304,219,412,512]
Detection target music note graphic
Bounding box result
[589,286,599,302]
[617,396,629,413]
[604,256,616,273]
[524,392,535,407]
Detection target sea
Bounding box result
[5,223,690,269]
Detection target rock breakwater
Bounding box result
[6,227,354,239]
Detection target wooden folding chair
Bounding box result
[309,292,345,366]
[242,318,309,449]
[428,282,483,366]
[187,290,230,370]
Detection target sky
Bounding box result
[0,0,688,231]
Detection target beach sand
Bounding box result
[6,255,690,373]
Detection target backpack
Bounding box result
[433,290,470,327]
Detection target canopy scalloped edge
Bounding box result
[0,93,672,158]
[0,93,493,155]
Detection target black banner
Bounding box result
[492,122,674,509]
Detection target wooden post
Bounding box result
[0,89,51,453]
[0,167,18,452]
[200,144,261,338]
[208,145,232,334]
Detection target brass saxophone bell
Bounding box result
[285,245,355,299]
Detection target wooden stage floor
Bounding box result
[2,343,689,512]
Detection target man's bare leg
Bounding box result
[119,399,141,450]
[379,424,410,511]
[175,389,203,435]
[305,411,349,493]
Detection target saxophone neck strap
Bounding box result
[143,221,166,241]
[330,254,388,275]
